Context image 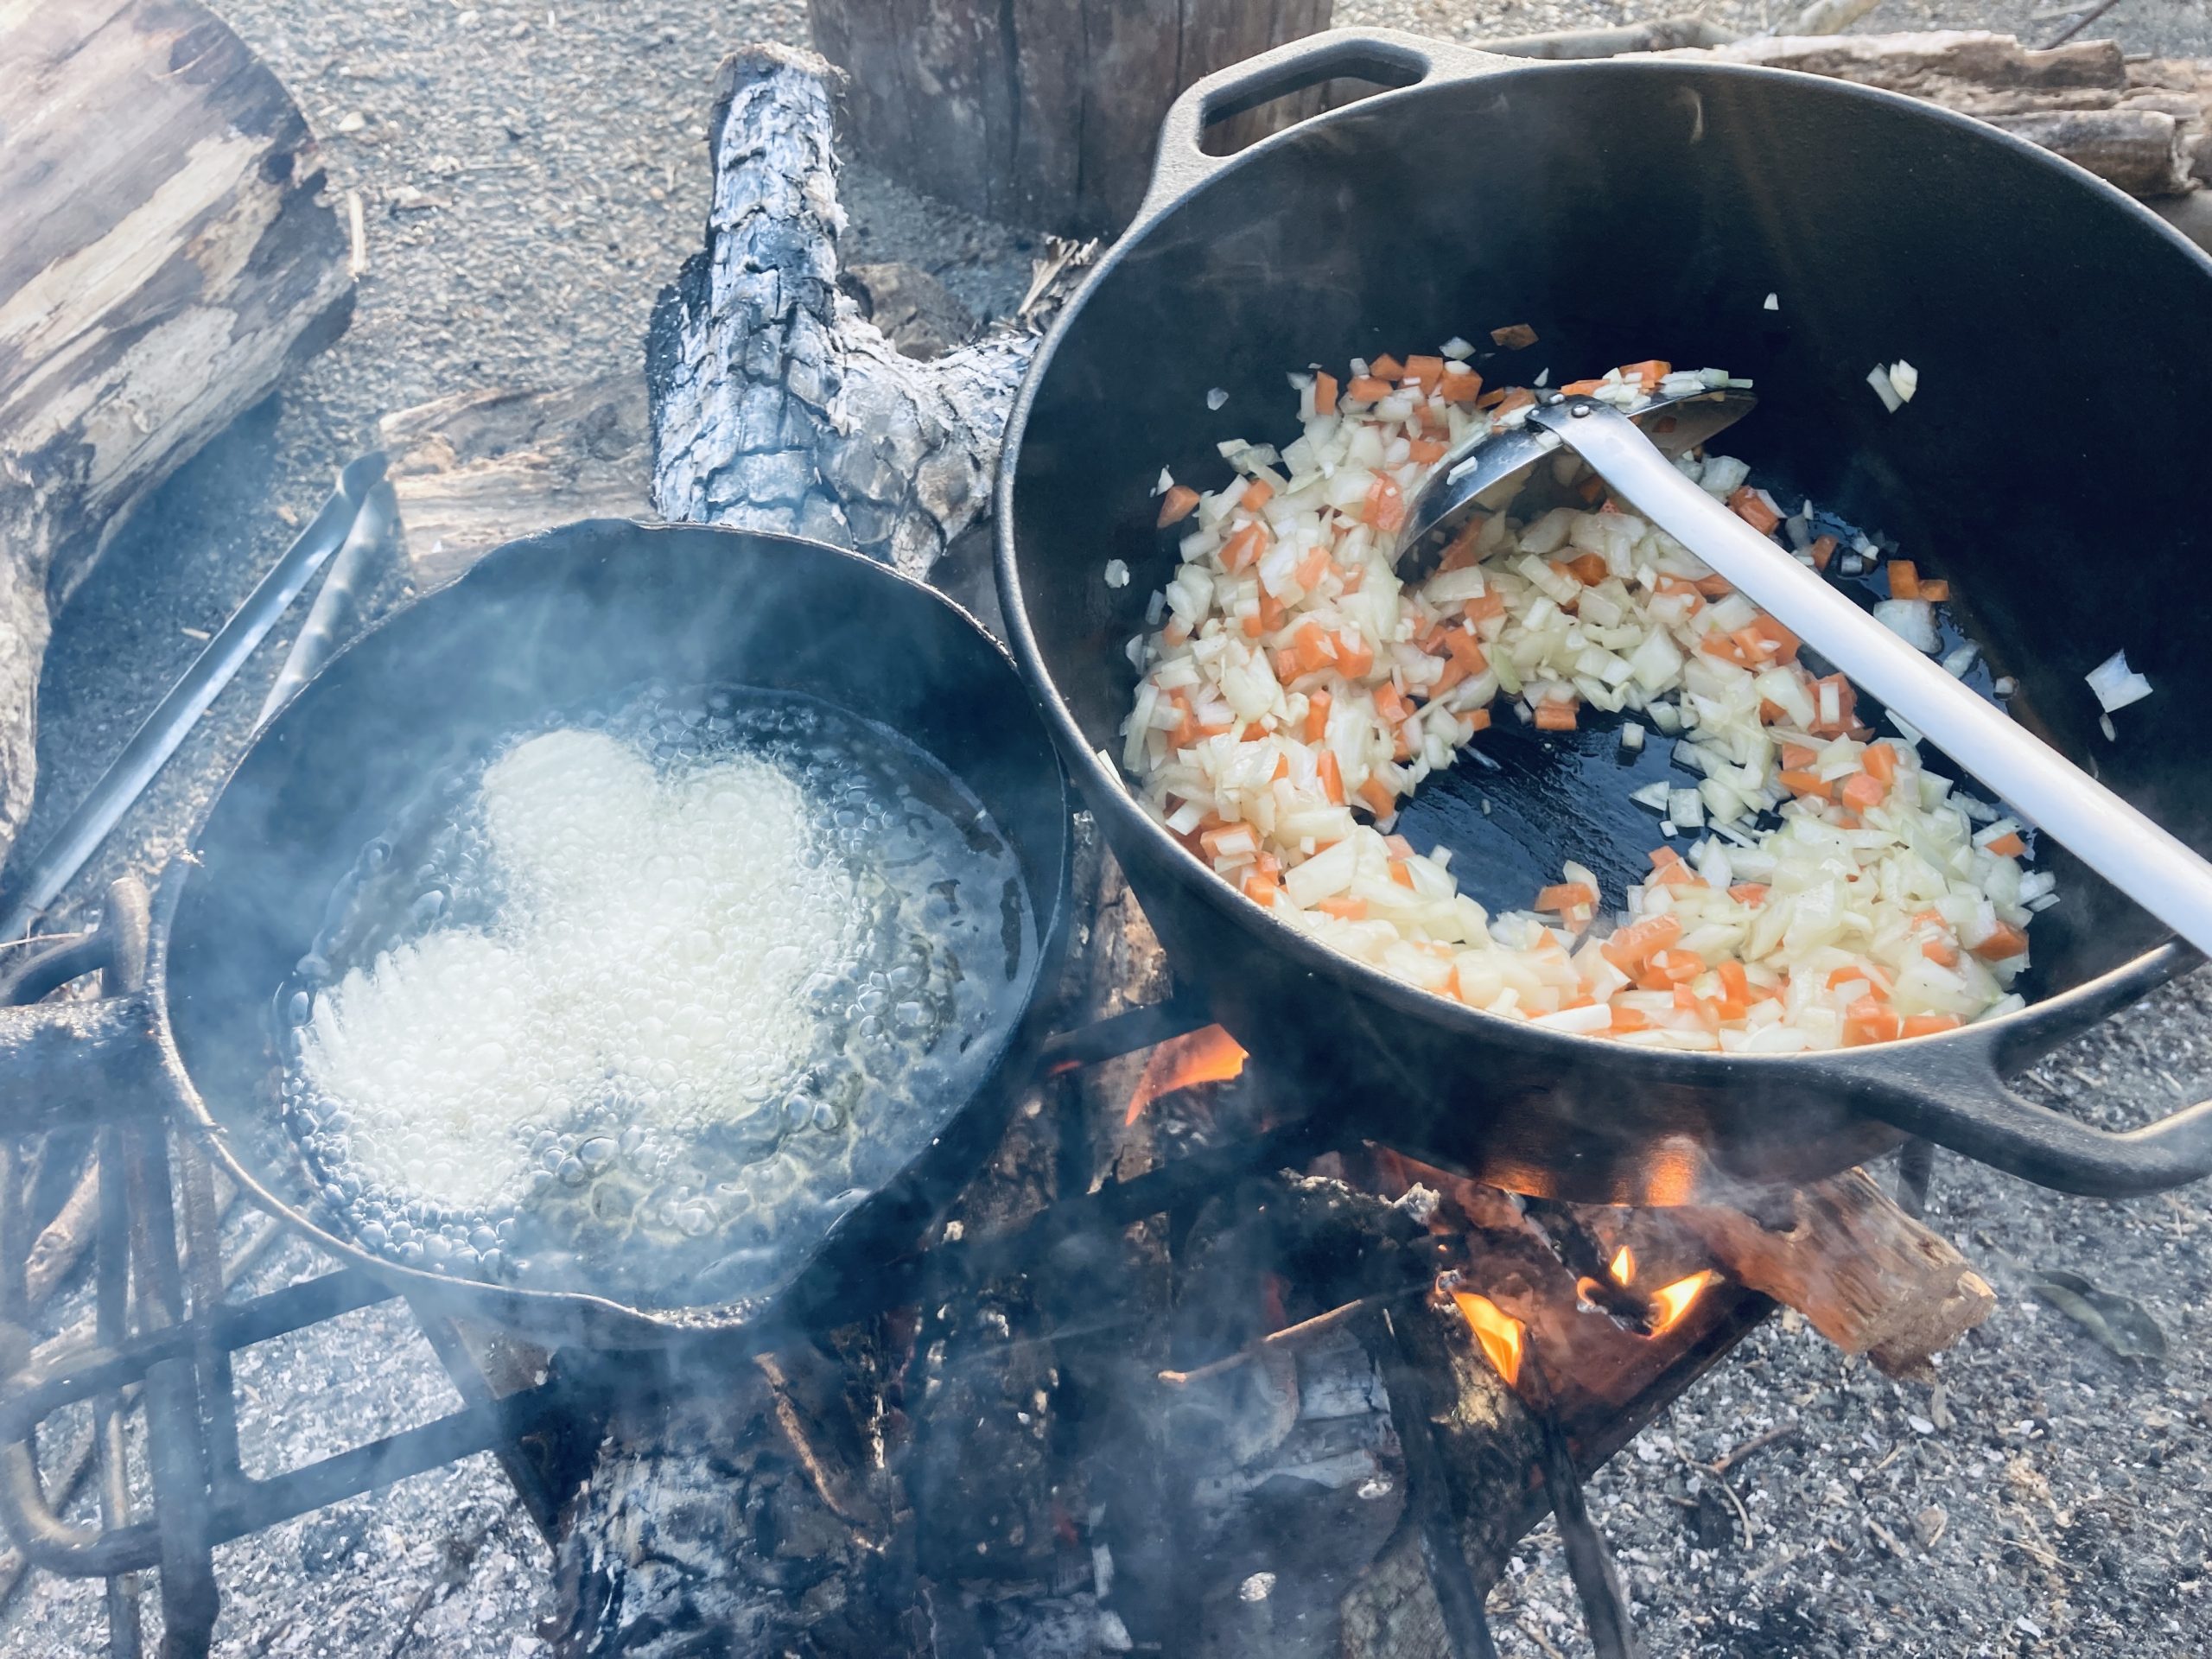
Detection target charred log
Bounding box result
[0,0,352,868]
[646,45,1093,582]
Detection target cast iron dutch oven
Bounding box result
[995,28,2212,1204]
[0,522,1072,1348]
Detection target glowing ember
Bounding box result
[1648,1269,1719,1335]
[1610,1245,1636,1286]
[1124,1024,1247,1124]
[1452,1291,1524,1386]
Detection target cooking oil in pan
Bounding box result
[276,684,1034,1308]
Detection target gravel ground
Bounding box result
[4,0,2209,1654]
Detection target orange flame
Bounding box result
[1610,1246,1636,1287]
[1452,1291,1524,1387]
[1125,1025,1247,1124]
[1648,1269,1719,1335]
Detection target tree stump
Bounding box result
[0,0,353,870]
[807,0,1334,238]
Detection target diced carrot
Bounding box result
[1389,861,1416,889]
[1259,592,1287,632]
[1384,834,1417,857]
[1374,683,1413,725]
[1972,920,2029,961]
[1535,882,1599,913]
[1601,913,1683,969]
[1272,754,1291,782]
[1903,1013,1963,1038]
[1558,378,1606,396]
[1739,614,1800,664]
[1303,690,1331,742]
[1317,750,1344,804]
[1465,708,1492,732]
[1533,699,1579,732]
[1409,436,1449,465]
[1436,518,1485,572]
[1826,964,1873,992]
[1271,648,1298,682]
[1578,474,1606,504]
[1200,823,1260,860]
[1444,629,1489,676]
[1317,894,1368,920]
[1240,721,1268,741]
[1917,579,1950,601]
[1403,354,1445,394]
[1369,353,1405,383]
[1243,872,1283,906]
[1230,522,1274,571]
[1808,672,1859,737]
[1241,611,1265,639]
[1779,743,1818,771]
[1565,551,1608,585]
[1443,367,1485,405]
[1364,473,1406,531]
[1985,831,2026,858]
[1157,485,1200,527]
[1462,590,1507,623]
[1650,858,1701,888]
[1922,938,1960,967]
[1238,477,1274,512]
[1163,617,1189,645]
[1644,948,1706,986]
[1727,485,1781,535]
[1616,359,1671,391]
[1840,771,1887,811]
[1717,961,1751,1002]
[1336,634,1376,678]
[1778,768,1832,800]
[1347,375,1393,404]
[1294,546,1332,592]
[1313,372,1338,416]
[1886,560,1920,601]
[1843,997,1904,1046]
[1700,633,1747,665]
[1808,534,1836,571]
[1431,658,1469,696]
[1693,573,1735,598]
[1862,743,1897,785]
[1490,388,1536,419]
[1357,775,1395,817]
[1729,883,1770,905]
[1292,620,1335,674]
[1609,1006,1650,1032]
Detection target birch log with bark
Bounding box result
[0,0,352,869]
[648,45,1091,579]
[808,0,1334,238]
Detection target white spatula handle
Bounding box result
[1531,397,2212,959]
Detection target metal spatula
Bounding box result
[1398,390,2212,960]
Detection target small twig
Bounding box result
[1678,1449,1754,1548]
[1517,1617,1571,1659]
[346,189,368,276]
[2044,0,2126,48]
[1157,1294,1377,1386]
[1867,1517,1910,1558]
[1711,1422,1796,1476]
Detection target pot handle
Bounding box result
[1831,1039,2212,1198]
[1141,28,1516,219]
[0,880,172,1137]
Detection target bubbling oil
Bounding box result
[276,683,1034,1308]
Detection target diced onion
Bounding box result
[2085,650,2153,713]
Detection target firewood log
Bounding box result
[0,0,352,869]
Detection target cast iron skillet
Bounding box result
[0,522,1073,1348]
[996,28,2212,1204]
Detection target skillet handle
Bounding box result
[1141,28,1516,221]
[1835,1040,2212,1198]
[0,880,172,1137]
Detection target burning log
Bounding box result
[0,0,352,867]
[645,44,1096,581]
[807,0,1332,238]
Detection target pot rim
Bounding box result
[993,53,2212,1083]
